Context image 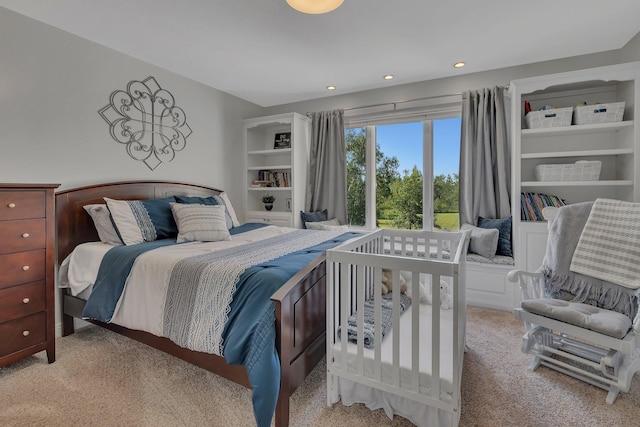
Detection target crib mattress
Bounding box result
[331,302,456,400]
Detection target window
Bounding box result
[345,116,461,230]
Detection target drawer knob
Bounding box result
[23,297,30,304]
[23,330,30,337]
[22,265,30,271]
[8,202,16,208]
[22,233,30,238]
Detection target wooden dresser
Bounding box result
[0,183,59,366]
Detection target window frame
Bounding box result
[345,103,461,230]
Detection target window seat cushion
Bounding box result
[466,253,514,266]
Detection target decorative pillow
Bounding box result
[310,218,340,226]
[170,203,231,243]
[300,209,328,229]
[460,223,499,259]
[478,216,512,257]
[218,192,241,227]
[104,196,177,245]
[305,222,349,231]
[83,204,122,245]
[174,195,234,229]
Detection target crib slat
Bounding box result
[374,267,382,381]
[357,264,365,375]
[340,262,349,369]
[431,273,441,399]
[411,271,420,393]
[392,270,401,387]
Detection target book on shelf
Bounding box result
[257,170,290,188]
[520,192,567,221]
[251,180,271,187]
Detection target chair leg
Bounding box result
[606,387,620,404]
[528,356,542,371]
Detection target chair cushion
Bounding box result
[521,298,632,339]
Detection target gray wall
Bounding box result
[264,49,635,118]
[621,30,640,62]
[0,8,263,207]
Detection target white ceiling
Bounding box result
[1,0,639,107]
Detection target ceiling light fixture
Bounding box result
[286,0,344,14]
[327,85,336,90]
[453,62,465,68]
[383,75,394,80]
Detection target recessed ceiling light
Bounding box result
[286,0,344,14]
[383,75,394,80]
[453,62,465,68]
[326,85,336,90]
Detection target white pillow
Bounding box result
[170,203,231,243]
[460,223,499,259]
[307,218,340,227]
[305,218,348,231]
[219,192,241,228]
[83,204,122,245]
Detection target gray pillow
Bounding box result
[460,223,499,259]
[170,203,231,243]
[300,209,328,229]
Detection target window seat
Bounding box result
[465,254,515,310]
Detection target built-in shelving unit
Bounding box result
[510,62,640,272]
[243,112,310,228]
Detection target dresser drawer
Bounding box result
[0,312,46,358]
[0,249,45,289]
[0,281,46,323]
[0,218,46,254]
[0,190,45,221]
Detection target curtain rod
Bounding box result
[343,92,463,113]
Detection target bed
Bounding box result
[326,229,469,427]
[56,180,359,427]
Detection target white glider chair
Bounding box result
[508,199,640,404]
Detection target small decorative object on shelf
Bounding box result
[262,194,275,211]
[274,132,291,149]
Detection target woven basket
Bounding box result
[535,160,602,181]
[574,102,625,125]
[525,107,573,129]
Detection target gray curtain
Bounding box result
[306,109,347,224]
[459,86,510,226]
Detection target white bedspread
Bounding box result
[59,225,302,336]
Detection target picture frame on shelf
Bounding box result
[274,132,291,149]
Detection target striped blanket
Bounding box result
[338,293,412,349]
[570,198,640,290]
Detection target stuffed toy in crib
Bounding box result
[380,268,408,294]
[404,272,453,310]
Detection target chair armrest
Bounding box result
[507,269,545,301]
[507,269,543,283]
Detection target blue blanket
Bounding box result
[82,224,360,427]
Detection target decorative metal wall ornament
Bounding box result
[99,76,192,170]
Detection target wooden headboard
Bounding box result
[55,181,223,263]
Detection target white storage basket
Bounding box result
[525,107,573,129]
[535,160,602,181]
[574,102,625,125]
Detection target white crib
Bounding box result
[326,229,469,427]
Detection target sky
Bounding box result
[376,117,461,177]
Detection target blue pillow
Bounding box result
[300,209,328,229]
[175,195,233,229]
[104,196,177,245]
[478,216,512,257]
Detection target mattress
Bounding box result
[58,241,115,300]
[331,302,455,400]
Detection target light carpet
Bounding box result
[1,306,639,427]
